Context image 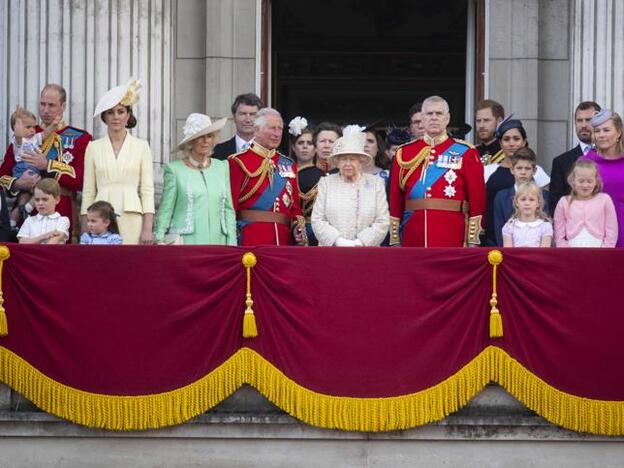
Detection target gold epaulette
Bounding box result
[227,148,248,160]
[40,132,62,158]
[454,138,476,149]
[0,175,16,191]
[47,160,76,179]
[490,149,505,165]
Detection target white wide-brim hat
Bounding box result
[93,78,141,118]
[177,113,228,150]
[330,131,371,162]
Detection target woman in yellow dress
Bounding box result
[81,79,155,244]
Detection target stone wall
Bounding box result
[1,383,624,467]
[487,0,571,170]
[173,0,258,155]
[487,0,624,171]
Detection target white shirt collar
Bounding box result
[516,219,543,228]
[35,212,60,220]
[579,142,591,154]
[235,134,252,152]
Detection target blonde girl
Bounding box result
[502,181,553,247]
[553,160,618,247]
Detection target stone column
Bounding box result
[487,0,540,153]
[0,0,173,180]
[174,0,257,148]
[571,0,624,123]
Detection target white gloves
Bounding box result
[335,237,364,247]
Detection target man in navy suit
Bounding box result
[212,93,264,161]
[549,101,601,213]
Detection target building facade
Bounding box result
[1,0,623,192]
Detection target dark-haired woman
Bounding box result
[364,129,390,182]
[482,118,549,245]
[289,116,324,245]
[81,79,155,244]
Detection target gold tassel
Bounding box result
[0,309,7,337]
[487,250,503,338]
[243,311,258,338]
[0,245,10,337]
[489,305,503,338]
[241,252,258,338]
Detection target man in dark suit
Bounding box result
[212,93,264,161]
[549,101,601,213]
[475,99,505,165]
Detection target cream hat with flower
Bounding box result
[93,78,142,118]
[330,131,371,162]
[176,113,227,150]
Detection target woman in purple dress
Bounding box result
[582,110,624,246]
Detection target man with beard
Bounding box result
[475,99,505,165]
[549,101,601,213]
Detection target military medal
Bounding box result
[443,185,456,198]
[444,169,457,198]
[444,169,457,184]
[282,192,292,208]
[62,151,74,164]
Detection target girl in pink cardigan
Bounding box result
[554,160,618,247]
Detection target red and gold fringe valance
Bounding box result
[3,345,624,434]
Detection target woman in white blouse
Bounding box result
[311,131,389,246]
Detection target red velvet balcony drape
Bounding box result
[0,245,623,433]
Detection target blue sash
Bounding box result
[408,143,469,200]
[249,156,290,211]
[401,142,469,240]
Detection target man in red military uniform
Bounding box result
[229,108,306,246]
[389,95,485,247]
[0,84,91,239]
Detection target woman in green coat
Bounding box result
[154,113,237,245]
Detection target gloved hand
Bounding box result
[335,237,357,247]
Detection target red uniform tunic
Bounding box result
[0,124,91,238]
[388,134,485,247]
[229,142,304,246]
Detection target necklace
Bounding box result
[188,155,211,170]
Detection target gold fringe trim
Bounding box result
[0,346,244,431]
[490,346,624,436]
[2,345,624,434]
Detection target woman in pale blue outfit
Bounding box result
[154,113,236,245]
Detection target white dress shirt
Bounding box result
[17,212,70,242]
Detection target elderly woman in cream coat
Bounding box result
[81,79,155,244]
[311,131,389,246]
